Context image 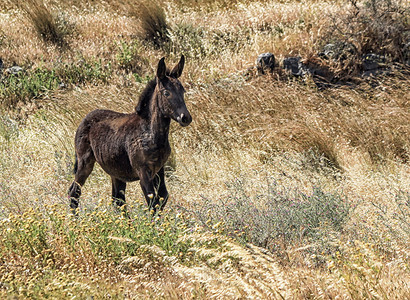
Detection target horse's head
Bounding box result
[155,55,192,127]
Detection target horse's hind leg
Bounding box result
[68,150,95,212]
[111,177,127,208]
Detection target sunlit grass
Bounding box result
[0,199,233,298]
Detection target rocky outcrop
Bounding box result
[256,52,275,75]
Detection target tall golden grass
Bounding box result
[0,0,409,298]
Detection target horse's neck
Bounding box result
[148,95,171,143]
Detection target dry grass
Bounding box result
[19,0,66,47]
[0,0,409,298]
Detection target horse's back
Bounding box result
[75,109,128,152]
[82,109,126,125]
[76,109,127,133]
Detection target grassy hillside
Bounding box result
[0,0,409,298]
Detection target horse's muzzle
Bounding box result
[177,112,192,127]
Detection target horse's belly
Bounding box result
[94,148,139,182]
[98,162,139,182]
[90,128,171,181]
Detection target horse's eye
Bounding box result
[163,90,171,97]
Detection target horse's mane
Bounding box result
[135,78,157,118]
[135,70,175,118]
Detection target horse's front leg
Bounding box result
[111,177,127,208]
[139,167,167,213]
[155,167,169,210]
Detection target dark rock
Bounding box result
[362,53,385,71]
[319,42,355,61]
[363,59,379,71]
[6,66,23,75]
[402,42,410,65]
[256,52,275,74]
[283,57,309,76]
[361,53,389,77]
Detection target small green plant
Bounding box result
[116,40,146,73]
[0,115,19,142]
[133,73,152,83]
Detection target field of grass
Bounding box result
[0,0,409,298]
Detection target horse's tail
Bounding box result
[73,153,78,174]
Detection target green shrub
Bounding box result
[116,40,147,74]
[0,201,237,297]
[167,23,207,59]
[55,59,112,86]
[0,68,60,107]
[194,179,353,263]
[210,27,252,55]
[0,60,112,109]
[0,203,218,267]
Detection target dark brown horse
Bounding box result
[68,55,191,213]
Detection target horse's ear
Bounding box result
[157,57,166,80]
[170,55,185,78]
